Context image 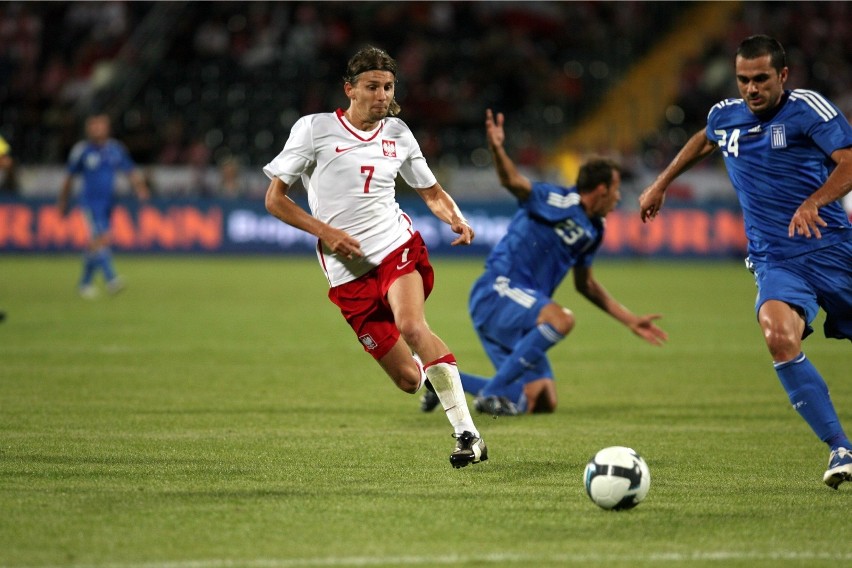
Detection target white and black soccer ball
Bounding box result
[584,446,650,510]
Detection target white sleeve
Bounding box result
[262,115,316,186]
[396,122,438,189]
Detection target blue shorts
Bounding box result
[83,204,113,238]
[468,272,554,385]
[748,240,852,341]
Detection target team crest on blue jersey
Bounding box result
[382,140,397,157]
[770,125,787,149]
[359,334,378,350]
[85,153,102,169]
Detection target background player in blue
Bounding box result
[639,35,852,489]
[58,114,150,299]
[422,109,668,416]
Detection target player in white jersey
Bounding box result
[263,46,486,468]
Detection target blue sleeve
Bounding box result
[808,111,852,158]
[705,102,723,143]
[66,142,85,174]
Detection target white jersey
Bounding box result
[264,109,438,287]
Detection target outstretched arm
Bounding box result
[416,182,474,246]
[639,129,717,222]
[788,146,852,239]
[264,177,364,258]
[573,265,668,346]
[485,109,532,200]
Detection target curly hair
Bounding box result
[343,45,401,116]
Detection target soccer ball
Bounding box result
[583,446,650,510]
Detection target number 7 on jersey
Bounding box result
[361,165,374,193]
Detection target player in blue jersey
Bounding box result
[421,109,668,416]
[59,114,150,299]
[639,35,852,489]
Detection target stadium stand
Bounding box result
[0,2,849,198]
[1,2,687,169]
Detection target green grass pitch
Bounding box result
[0,255,849,567]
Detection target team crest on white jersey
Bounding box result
[359,334,378,350]
[770,124,787,149]
[382,140,397,157]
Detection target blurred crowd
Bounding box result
[0,1,850,199]
[642,1,852,173]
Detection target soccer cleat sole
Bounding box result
[823,467,852,489]
[449,453,488,468]
[449,443,488,469]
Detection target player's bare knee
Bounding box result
[393,371,420,394]
[759,301,805,362]
[551,308,575,336]
[763,326,801,362]
[395,318,429,347]
[538,304,574,336]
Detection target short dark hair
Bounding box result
[736,35,786,73]
[343,46,401,116]
[576,157,620,193]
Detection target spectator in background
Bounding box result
[218,156,247,198]
[0,133,11,320]
[0,131,8,321]
[0,133,18,193]
[157,117,188,165]
[58,114,149,299]
[186,136,212,197]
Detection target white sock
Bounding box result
[412,353,427,392]
[425,360,478,437]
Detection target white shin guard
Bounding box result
[425,362,477,436]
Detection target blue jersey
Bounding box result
[67,139,136,210]
[706,89,852,262]
[484,181,604,296]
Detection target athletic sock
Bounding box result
[480,323,563,397]
[460,371,525,407]
[775,352,851,450]
[412,353,428,392]
[424,354,478,437]
[459,371,489,396]
[80,251,98,286]
[96,248,117,282]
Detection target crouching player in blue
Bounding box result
[639,35,852,488]
[422,109,668,416]
[59,114,149,299]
